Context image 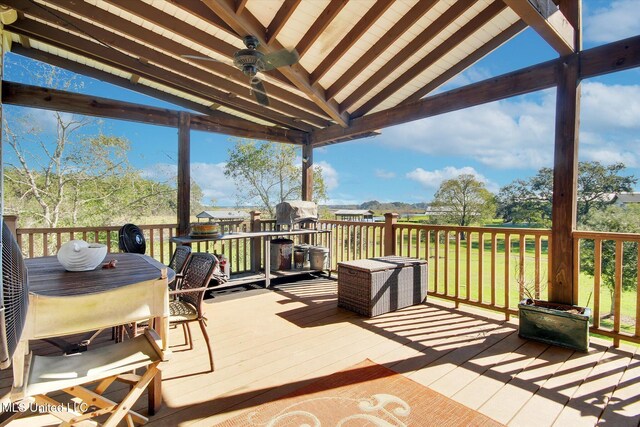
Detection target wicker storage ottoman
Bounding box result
[337,256,427,317]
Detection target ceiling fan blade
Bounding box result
[181,54,221,62]
[250,78,270,106]
[262,49,299,71]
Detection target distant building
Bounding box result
[196,210,249,224]
[423,205,456,217]
[334,209,375,222]
[611,192,640,206]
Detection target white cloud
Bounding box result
[406,166,497,192]
[315,160,339,190]
[375,169,396,179]
[584,0,640,43]
[379,81,640,171]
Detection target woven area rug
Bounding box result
[216,359,503,426]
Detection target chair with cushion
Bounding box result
[170,252,217,372]
[0,220,166,426]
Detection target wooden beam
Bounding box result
[294,0,347,58]
[16,0,328,129]
[314,131,381,148]
[402,20,527,105]
[266,0,301,45]
[10,44,224,117]
[312,58,559,145]
[580,35,640,79]
[1,81,307,144]
[177,111,191,237]
[310,0,394,85]
[301,142,313,201]
[103,0,326,118]
[344,0,480,115]
[550,0,581,305]
[503,0,575,54]
[325,0,438,101]
[5,17,314,131]
[234,0,248,14]
[202,0,350,127]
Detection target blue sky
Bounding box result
[3,0,640,207]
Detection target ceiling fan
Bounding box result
[183,35,299,107]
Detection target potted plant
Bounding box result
[516,265,592,352]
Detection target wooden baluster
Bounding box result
[416,228,421,261]
[478,232,484,304]
[159,227,165,264]
[444,231,450,296]
[572,234,581,306]
[593,238,601,330]
[43,233,49,257]
[466,231,472,302]
[434,230,440,294]
[28,233,34,258]
[149,229,155,258]
[636,244,640,339]
[425,230,431,291]
[491,233,497,307]
[519,234,526,300]
[454,231,460,305]
[106,230,112,253]
[534,235,541,300]
[504,233,511,319]
[614,240,623,347]
[56,232,62,251]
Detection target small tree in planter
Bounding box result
[515,262,592,352]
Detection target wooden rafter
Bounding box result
[310,0,394,85]
[234,0,248,14]
[401,20,527,105]
[324,0,438,101]
[294,0,347,58]
[5,5,320,130]
[342,0,477,114]
[503,0,575,55]
[102,0,328,119]
[201,0,350,128]
[1,81,307,144]
[352,0,507,117]
[168,0,235,35]
[266,0,301,45]
[11,44,225,117]
[312,58,560,146]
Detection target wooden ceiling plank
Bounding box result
[310,0,394,85]
[503,0,574,54]
[103,0,329,120]
[42,0,330,127]
[324,0,438,101]
[266,0,301,45]
[312,57,560,145]
[5,3,322,131]
[202,0,350,127]
[7,19,312,131]
[168,0,236,35]
[353,1,508,117]
[342,0,477,114]
[2,81,307,144]
[11,44,231,117]
[402,20,527,105]
[235,0,248,14]
[295,0,348,58]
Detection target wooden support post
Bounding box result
[177,112,191,237]
[250,211,262,272]
[383,213,398,256]
[301,141,313,201]
[550,0,581,305]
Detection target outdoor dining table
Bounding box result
[16,252,173,414]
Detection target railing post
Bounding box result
[383,213,398,256]
[251,211,262,272]
[3,215,18,237]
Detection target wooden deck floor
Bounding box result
[2,276,640,426]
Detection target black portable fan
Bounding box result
[183,35,299,106]
[118,223,146,254]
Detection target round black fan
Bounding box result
[118,223,146,254]
[183,35,299,107]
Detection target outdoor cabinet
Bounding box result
[338,256,427,317]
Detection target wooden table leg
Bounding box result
[148,369,162,415]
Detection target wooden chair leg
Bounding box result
[102,363,160,427]
[198,319,215,372]
[185,323,193,351]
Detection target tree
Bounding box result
[224,140,327,217]
[431,174,496,227]
[497,161,636,226]
[580,204,640,317]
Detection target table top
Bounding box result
[171,228,329,244]
[25,253,174,296]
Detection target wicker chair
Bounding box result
[167,245,192,290]
[0,220,166,426]
[170,252,217,372]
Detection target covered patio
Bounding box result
[1,0,640,425]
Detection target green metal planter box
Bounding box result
[518,299,591,352]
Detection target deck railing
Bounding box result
[9,214,640,346]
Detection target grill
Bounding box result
[275,201,318,230]
[0,221,29,369]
